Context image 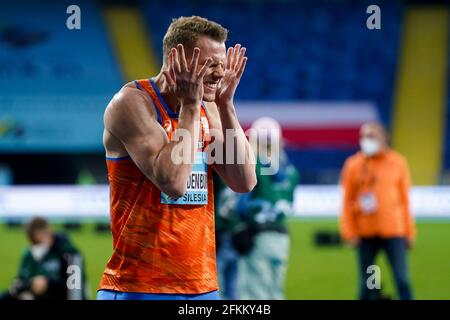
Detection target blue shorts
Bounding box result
[97,289,221,300]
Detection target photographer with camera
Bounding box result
[0,217,87,300]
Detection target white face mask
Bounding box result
[360,138,381,156]
[30,244,50,261]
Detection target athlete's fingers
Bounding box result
[163,53,176,88]
[226,47,233,70]
[197,58,213,80]
[177,44,188,72]
[165,54,176,84]
[189,47,200,77]
[167,50,172,65]
[235,47,246,72]
[169,52,177,82]
[236,56,247,79]
[172,47,181,73]
[169,48,175,72]
[168,50,174,73]
[235,48,246,71]
[169,49,177,79]
[163,70,175,87]
[232,44,241,70]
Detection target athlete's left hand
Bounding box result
[215,44,247,107]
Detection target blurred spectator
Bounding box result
[215,184,241,300]
[237,118,299,300]
[339,122,415,300]
[0,217,88,300]
[76,169,97,185]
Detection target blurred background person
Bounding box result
[0,217,88,300]
[215,177,242,300]
[339,122,415,300]
[237,117,299,300]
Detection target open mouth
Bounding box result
[204,81,219,90]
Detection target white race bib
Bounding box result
[161,151,208,205]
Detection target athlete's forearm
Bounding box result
[216,102,257,193]
[152,103,201,198]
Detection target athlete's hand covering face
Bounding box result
[163,44,213,106]
[215,44,247,107]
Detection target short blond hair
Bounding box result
[162,16,228,65]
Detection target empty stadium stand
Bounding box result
[140,0,404,183]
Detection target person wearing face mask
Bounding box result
[0,217,88,300]
[339,122,416,300]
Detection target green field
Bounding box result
[0,219,449,299]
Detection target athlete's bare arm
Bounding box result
[103,45,212,199]
[209,44,257,193]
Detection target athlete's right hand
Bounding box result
[163,44,212,106]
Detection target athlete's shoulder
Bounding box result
[104,82,159,140]
[109,82,150,110]
[106,82,156,121]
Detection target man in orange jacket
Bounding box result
[339,122,415,300]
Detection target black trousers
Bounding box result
[357,237,413,300]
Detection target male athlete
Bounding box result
[97,16,257,300]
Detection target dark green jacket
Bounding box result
[16,232,87,300]
[237,153,299,231]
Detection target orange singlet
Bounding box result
[98,79,217,294]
